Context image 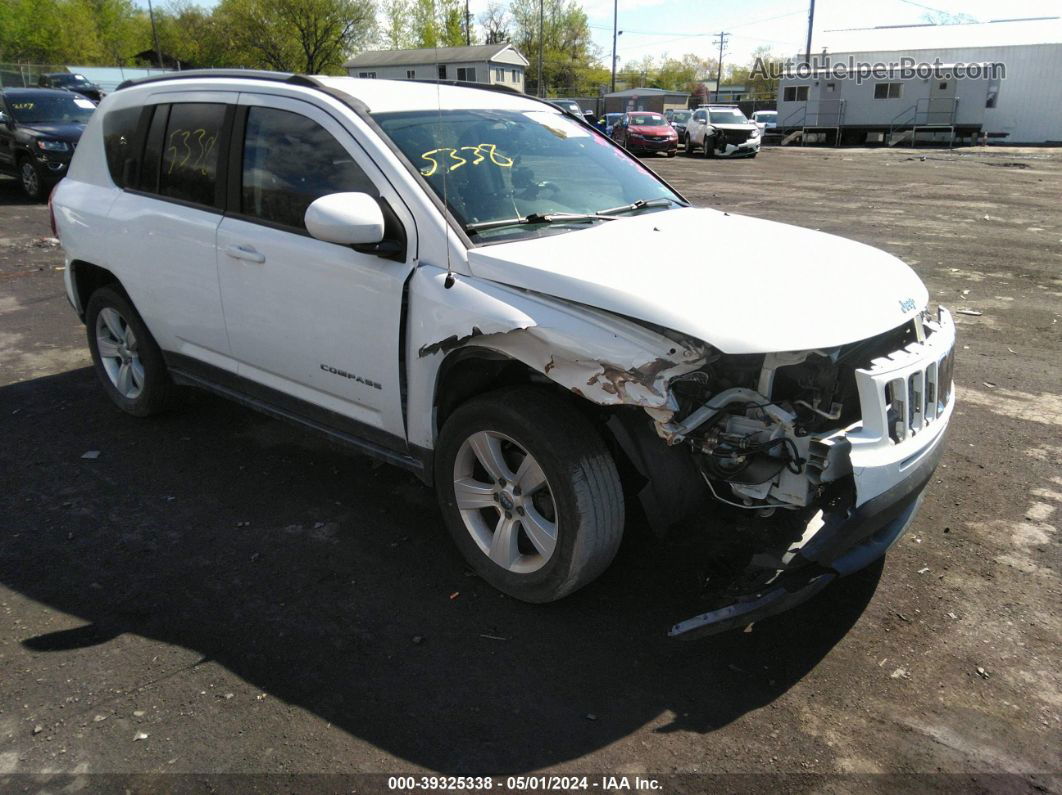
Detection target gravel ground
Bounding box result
[0,145,1059,789]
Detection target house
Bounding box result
[344,44,528,92]
[602,87,689,115]
[775,16,1062,145]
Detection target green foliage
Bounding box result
[509,0,600,96]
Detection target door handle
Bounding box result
[224,244,265,264]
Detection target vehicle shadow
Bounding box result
[0,367,883,773]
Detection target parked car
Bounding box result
[685,105,761,158]
[751,110,778,133]
[610,111,678,157]
[37,72,104,102]
[603,112,623,137]
[548,98,583,117]
[668,109,692,141]
[53,72,955,638]
[0,87,95,199]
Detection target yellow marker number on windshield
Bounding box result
[420,144,513,177]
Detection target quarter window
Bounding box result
[240,106,377,230]
[157,103,225,206]
[103,105,142,188]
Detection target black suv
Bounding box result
[0,88,95,199]
[37,72,103,102]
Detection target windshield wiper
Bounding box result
[596,197,683,216]
[465,212,619,234]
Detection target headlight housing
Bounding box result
[36,139,70,152]
[749,128,760,139]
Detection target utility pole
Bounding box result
[537,0,544,97]
[805,0,815,65]
[147,0,163,70]
[465,0,471,46]
[713,31,728,103]
[610,0,618,93]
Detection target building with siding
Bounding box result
[775,17,1062,145]
[345,44,528,93]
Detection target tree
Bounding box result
[439,0,467,47]
[215,0,376,74]
[411,0,439,48]
[378,0,411,49]
[509,0,600,96]
[479,0,509,45]
[155,0,233,67]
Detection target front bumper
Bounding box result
[669,428,945,638]
[630,136,678,153]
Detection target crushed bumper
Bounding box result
[668,424,946,639]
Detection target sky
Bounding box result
[147,0,1062,70]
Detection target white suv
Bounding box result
[53,71,955,637]
[684,105,761,158]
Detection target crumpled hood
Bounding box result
[466,206,929,354]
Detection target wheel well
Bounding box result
[70,261,120,318]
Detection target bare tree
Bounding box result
[479,0,510,44]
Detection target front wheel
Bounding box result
[19,158,45,201]
[434,387,624,603]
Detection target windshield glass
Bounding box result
[670,111,691,123]
[754,112,776,121]
[628,113,666,127]
[55,74,91,85]
[6,92,95,124]
[709,109,748,125]
[375,108,682,242]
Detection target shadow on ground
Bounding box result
[0,367,883,773]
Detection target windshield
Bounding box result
[6,92,95,124]
[670,111,691,123]
[55,74,92,86]
[709,109,748,125]
[628,113,666,127]
[375,108,683,242]
[754,112,776,121]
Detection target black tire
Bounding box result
[702,137,714,158]
[85,285,176,417]
[18,157,46,201]
[683,134,693,155]
[434,386,624,603]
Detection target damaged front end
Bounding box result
[655,306,957,638]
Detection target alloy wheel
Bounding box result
[20,162,40,197]
[95,307,145,399]
[453,430,558,574]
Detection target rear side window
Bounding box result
[158,103,225,206]
[240,106,376,230]
[103,106,142,188]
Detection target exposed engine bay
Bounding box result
[655,314,934,514]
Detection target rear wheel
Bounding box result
[86,286,176,416]
[434,387,624,603]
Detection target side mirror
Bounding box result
[304,192,384,246]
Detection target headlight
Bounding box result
[36,139,69,152]
[749,128,760,139]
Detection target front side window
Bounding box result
[158,102,225,206]
[240,106,376,230]
[375,108,683,242]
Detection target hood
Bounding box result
[711,122,756,131]
[466,207,929,354]
[20,122,85,143]
[629,125,675,136]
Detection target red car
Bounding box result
[610,111,678,157]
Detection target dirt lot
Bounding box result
[1,146,1059,788]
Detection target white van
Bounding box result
[51,71,955,637]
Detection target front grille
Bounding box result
[882,344,955,442]
[722,129,752,145]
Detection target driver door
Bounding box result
[216,93,416,443]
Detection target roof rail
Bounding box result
[115,69,318,92]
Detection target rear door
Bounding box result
[107,93,236,370]
[215,92,416,443]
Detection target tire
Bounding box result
[85,285,176,417]
[683,134,693,155]
[434,386,624,603]
[702,137,714,158]
[18,157,45,201]
[666,150,676,158]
